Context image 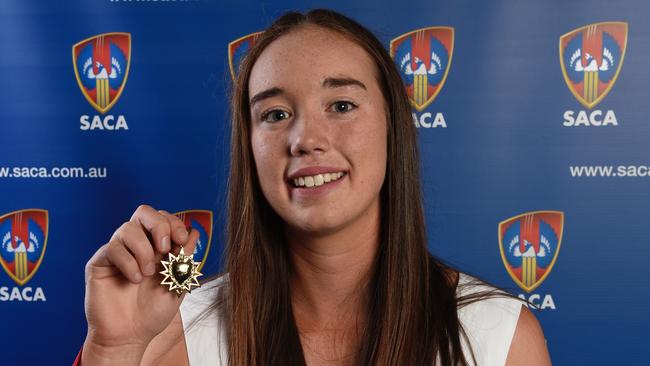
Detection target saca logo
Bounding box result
[0,209,48,302]
[391,27,454,129]
[73,32,131,131]
[560,22,627,127]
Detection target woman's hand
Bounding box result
[81,205,200,365]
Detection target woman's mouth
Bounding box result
[290,171,347,188]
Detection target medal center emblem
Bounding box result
[159,245,203,296]
[171,261,193,284]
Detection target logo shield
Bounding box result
[228,32,263,81]
[499,211,563,293]
[72,32,131,114]
[560,22,628,109]
[0,209,48,286]
[390,27,454,111]
[174,210,213,272]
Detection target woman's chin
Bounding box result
[285,215,348,237]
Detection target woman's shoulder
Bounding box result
[455,272,524,366]
[179,274,230,366]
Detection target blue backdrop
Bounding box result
[1,0,648,364]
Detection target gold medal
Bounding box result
[159,245,202,296]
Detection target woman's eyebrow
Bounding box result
[250,87,284,106]
[322,77,367,90]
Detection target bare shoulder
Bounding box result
[504,306,552,366]
[140,310,189,366]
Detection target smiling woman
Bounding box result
[79,8,551,366]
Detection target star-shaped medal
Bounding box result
[159,245,203,297]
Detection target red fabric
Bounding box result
[72,347,82,366]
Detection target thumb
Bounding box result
[180,227,201,258]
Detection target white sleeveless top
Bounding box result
[180,274,522,366]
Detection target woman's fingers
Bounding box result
[113,222,157,276]
[130,204,176,253]
[104,239,145,283]
[88,205,194,284]
[157,210,189,247]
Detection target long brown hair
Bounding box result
[224,9,475,365]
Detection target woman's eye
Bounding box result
[330,101,357,113]
[261,109,291,123]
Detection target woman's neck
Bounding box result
[286,200,380,331]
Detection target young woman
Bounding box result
[80,9,551,366]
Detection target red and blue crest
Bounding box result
[228,31,263,81]
[72,32,131,114]
[0,209,48,286]
[560,22,628,109]
[499,211,563,293]
[390,27,454,111]
[174,210,213,272]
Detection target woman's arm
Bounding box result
[504,306,552,365]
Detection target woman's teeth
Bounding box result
[293,172,345,188]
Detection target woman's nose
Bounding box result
[289,110,330,156]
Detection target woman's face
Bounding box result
[248,25,388,235]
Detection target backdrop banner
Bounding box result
[1,0,648,364]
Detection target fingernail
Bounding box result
[133,272,142,282]
[145,262,156,276]
[161,236,171,252]
[176,227,188,242]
